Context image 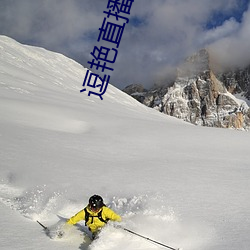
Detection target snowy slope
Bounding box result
[0,36,250,250]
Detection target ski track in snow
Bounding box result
[0,180,211,250]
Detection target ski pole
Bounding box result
[122,227,180,250]
[37,220,48,231]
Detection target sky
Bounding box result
[0,0,249,89]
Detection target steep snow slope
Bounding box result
[0,36,250,250]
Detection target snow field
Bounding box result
[0,36,250,250]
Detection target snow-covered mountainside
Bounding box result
[0,36,250,250]
[124,49,250,130]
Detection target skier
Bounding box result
[66,195,121,239]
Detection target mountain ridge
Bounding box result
[123,49,250,130]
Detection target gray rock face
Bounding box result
[123,49,250,130]
[218,66,250,99]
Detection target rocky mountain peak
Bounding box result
[177,49,210,78]
[123,49,250,130]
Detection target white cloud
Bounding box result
[0,0,249,88]
[209,5,250,68]
[200,17,240,45]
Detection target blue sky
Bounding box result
[206,0,249,28]
[0,0,249,89]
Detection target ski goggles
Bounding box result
[89,204,101,212]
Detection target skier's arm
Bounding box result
[67,209,85,225]
[104,207,122,222]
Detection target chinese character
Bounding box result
[80,70,110,100]
[87,59,114,72]
[87,46,118,72]
[90,46,118,64]
[103,10,129,23]
[107,0,134,15]
[120,0,134,14]
[97,18,126,48]
[107,0,120,12]
[80,0,134,100]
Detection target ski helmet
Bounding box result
[89,195,104,210]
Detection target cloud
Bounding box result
[209,4,250,69]
[0,0,249,89]
[0,1,105,55]
[117,0,248,87]
[200,18,240,45]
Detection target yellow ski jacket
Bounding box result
[67,206,121,233]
